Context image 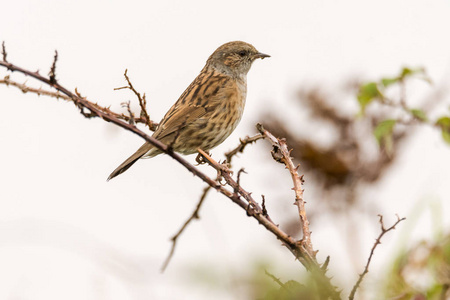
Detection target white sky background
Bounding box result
[1,1,450,299]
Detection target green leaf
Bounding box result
[400,67,423,79]
[400,67,432,84]
[400,67,413,78]
[374,119,396,143]
[374,119,397,155]
[436,116,450,128]
[410,109,428,121]
[442,131,450,144]
[381,77,399,87]
[357,82,381,113]
[435,116,450,144]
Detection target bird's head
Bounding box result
[206,41,270,78]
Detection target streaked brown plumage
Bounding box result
[107,41,269,180]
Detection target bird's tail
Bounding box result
[107,143,155,181]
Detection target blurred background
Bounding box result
[1,1,450,299]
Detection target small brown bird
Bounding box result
[108,41,269,180]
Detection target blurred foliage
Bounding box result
[186,259,336,300]
[357,67,430,114]
[383,234,450,300]
[262,66,448,221]
[436,116,450,144]
[250,66,450,298]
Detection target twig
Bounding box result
[235,168,247,193]
[114,69,156,130]
[349,214,406,300]
[121,101,135,125]
[256,123,313,255]
[224,133,264,164]
[1,76,70,99]
[265,270,291,294]
[1,76,154,125]
[198,149,262,215]
[161,185,211,272]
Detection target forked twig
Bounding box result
[114,69,156,130]
[349,214,406,300]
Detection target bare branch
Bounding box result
[161,185,211,272]
[349,215,406,300]
[114,69,156,131]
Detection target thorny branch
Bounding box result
[256,123,314,255]
[197,147,340,299]
[1,76,70,99]
[0,47,342,299]
[0,74,155,126]
[349,214,406,300]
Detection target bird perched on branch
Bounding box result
[108,41,269,181]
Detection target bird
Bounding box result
[107,41,269,181]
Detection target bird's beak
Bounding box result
[254,52,270,60]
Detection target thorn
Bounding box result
[1,41,7,62]
[49,50,58,84]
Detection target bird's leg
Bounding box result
[195,153,208,165]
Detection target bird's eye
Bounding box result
[238,50,247,57]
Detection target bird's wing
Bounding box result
[153,70,230,141]
[153,104,208,140]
